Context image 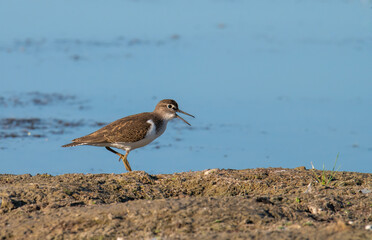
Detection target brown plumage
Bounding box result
[63,113,164,146]
[62,99,194,172]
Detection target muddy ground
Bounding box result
[0,168,371,239]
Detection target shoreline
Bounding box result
[1,168,371,239]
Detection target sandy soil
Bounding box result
[1,168,371,239]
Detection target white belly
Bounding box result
[96,119,167,152]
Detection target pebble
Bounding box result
[304,183,312,194]
[308,205,323,215]
[365,225,372,231]
[204,168,219,175]
[295,166,306,171]
[360,188,371,194]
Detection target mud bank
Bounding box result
[0,168,371,239]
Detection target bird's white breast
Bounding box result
[110,119,167,151]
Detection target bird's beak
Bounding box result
[176,109,195,126]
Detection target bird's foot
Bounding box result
[118,154,132,172]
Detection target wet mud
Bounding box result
[0,92,78,108]
[0,168,371,239]
[1,35,181,61]
[0,92,102,140]
[0,117,105,139]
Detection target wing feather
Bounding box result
[72,113,153,144]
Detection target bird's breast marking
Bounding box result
[146,119,156,138]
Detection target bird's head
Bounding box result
[155,99,195,125]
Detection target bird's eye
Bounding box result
[167,104,172,109]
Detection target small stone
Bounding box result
[204,169,219,175]
[0,197,15,210]
[304,183,312,194]
[295,166,306,171]
[365,225,372,231]
[360,188,371,194]
[308,205,323,215]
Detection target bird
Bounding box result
[62,99,194,171]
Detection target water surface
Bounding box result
[1,0,372,174]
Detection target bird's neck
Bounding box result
[154,111,176,121]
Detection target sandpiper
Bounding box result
[62,99,194,171]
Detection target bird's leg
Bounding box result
[105,147,132,172]
[120,151,132,172]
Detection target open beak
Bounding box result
[176,109,195,126]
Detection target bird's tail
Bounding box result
[62,142,86,147]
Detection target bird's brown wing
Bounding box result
[72,113,153,144]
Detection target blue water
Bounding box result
[1,0,371,174]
